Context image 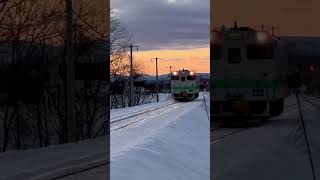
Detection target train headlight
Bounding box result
[173,71,178,76]
[256,32,268,43]
[190,71,195,76]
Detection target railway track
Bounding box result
[54,101,186,179]
[111,101,177,123]
[211,128,249,144]
[210,97,309,144]
[54,163,109,180]
[110,101,190,132]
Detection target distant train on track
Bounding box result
[171,69,200,101]
[211,22,290,120]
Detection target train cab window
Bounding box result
[187,75,196,80]
[172,75,179,80]
[212,44,222,60]
[181,77,186,82]
[228,48,241,63]
[247,44,273,59]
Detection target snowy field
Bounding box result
[111,92,210,180]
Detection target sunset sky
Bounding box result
[111,0,319,75]
[211,0,320,36]
[111,0,210,75]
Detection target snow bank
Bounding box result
[111,95,210,180]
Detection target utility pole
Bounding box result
[261,24,264,31]
[65,0,76,143]
[271,26,279,36]
[126,44,138,107]
[151,57,162,102]
[166,65,174,75]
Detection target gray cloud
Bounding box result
[111,0,210,50]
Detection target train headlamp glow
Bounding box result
[256,32,268,43]
[173,71,178,76]
[190,71,195,76]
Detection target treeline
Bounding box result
[0,0,108,152]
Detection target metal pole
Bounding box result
[271,26,279,36]
[156,57,159,102]
[65,0,76,143]
[152,57,161,102]
[129,45,133,107]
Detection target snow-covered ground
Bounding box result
[212,94,320,180]
[111,92,210,180]
[110,93,172,109]
[110,93,173,121]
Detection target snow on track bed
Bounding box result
[111,102,183,132]
[110,99,175,121]
[111,93,210,180]
[210,95,316,144]
[212,94,320,180]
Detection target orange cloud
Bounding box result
[133,47,210,75]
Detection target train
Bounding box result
[211,22,290,120]
[171,69,200,101]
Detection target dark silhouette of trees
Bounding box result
[0,0,109,152]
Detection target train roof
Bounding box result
[212,24,286,44]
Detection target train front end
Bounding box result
[211,24,289,120]
[171,70,200,101]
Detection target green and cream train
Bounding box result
[171,69,200,101]
[211,23,289,120]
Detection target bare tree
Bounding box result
[110,9,132,75]
[0,0,64,151]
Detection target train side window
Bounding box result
[212,44,222,60]
[247,44,273,59]
[187,75,196,80]
[228,48,241,63]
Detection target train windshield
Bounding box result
[228,48,241,63]
[247,44,273,59]
[212,44,222,60]
[187,75,196,80]
[172,75,179,80]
